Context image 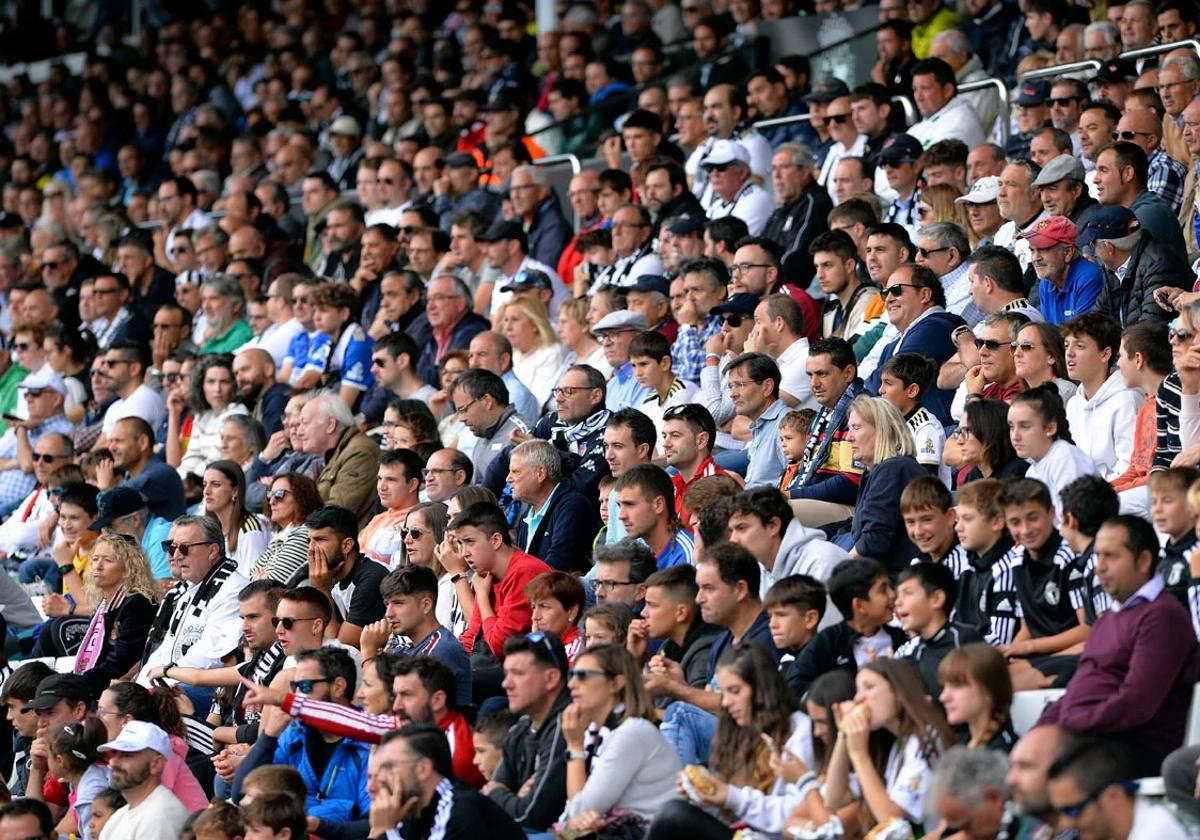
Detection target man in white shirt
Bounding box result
[748,294,817,410]
[818,96,867,191]
[701,140,773,236]
[98,343,166,448]
[242,274,303,368]
[689,83,774,206]
[907,57,986,151]
[98,721,191,840]
[994,159,1046,272]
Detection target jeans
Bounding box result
[1164,744,1200,821]
[17,558,59,592]
[660,701,716,766]
[714,449,750,477]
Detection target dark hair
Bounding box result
[1047,738,1124,795]
[726,352,781,400]
[57,482,99,517]
[503,630,568,677]
[899,474,953,514]
[762,293,805,337]
[1120,321,1172,375]
[392,656,458,712]
[449,501,512,546]
[899,262,947,308]
[730,486,794,532]
[607,407,658,452]
[897,562,958,611]
[911,57,956,87]
[922,139,969,169]
[188,353,236,414]
[295,646,357,698]
[828,558,888,618]
[661,404,717,454]
[240,792,307,837]
[374,330,420,365]
[763,574,827,619]
[45,323,97,367]
[474,709,519,744]
[380,448,425,485]
[710,642,798,787]
[1102,514,1161,567]
[272,472,323,524]
[937,643,1013,748]
[0,800,52,838]
[809,336,856,371]
[830,198,880,228]
[1058,475,1120,538]
[867,222,914,256]
[628,329,672,363]
[1099,140,1149,189]
[594,537,657,583]
[380,564,439,602]
[1061,312,1121,363]
[1010,383,1073,443]
[452,367,509,406]
[304,504,360,546]
[969,245,1024,296]
[705,216,750,252]
[238,579,284,612]
[0,660,53,704]
[205,460,252,553]
[962,399,1020,471]
[696,541,761,599]
[381,722,455,778]
[105,681,185,739]
[613,464,677,526]
[806,670,856,771]
[881,352,937,397]
[809,229,858,261]
[278,585,333,624]
[998,477,1055,511]
[696,494,736,547]
[644,562,699,605]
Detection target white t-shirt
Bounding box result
[881,734,936,832]
[99,784,190,840]
[1129,797,1191,840]
[102,384,167,435]
[776,337,816,410]
[243,318,305,369]
[1027,438,1101,520]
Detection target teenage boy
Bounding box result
[953,479,1019,646]
[1112,322,1172,516]
[998,478,1089,691]
[765,574,827,696]
[301,282,375,408]
[787,558,907,697]
[894,562,982,698]
[628,564,721,693]
[602,408,656,545]
[614,464,695,569]
[901,476,968,570]
[1059,474,1121,625]
[1149,467,1200,616]
[879,352,950,487]
[367,565,471,708]
[1062,313,1143,481]
[629,330,699,451]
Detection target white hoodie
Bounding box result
[1065,369,1144,480]
[760,518,850,628]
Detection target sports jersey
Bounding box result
[1009,532,1084,639]
[906,406,951,488]
[304,323,374,392]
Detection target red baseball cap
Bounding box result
[1019,215,1079,249]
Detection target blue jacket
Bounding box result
[512,485,600,573]
[525,197,573,270]
[866,309,967,426]
[272,722,372,823]
[849,455,928,575]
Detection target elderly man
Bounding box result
[198,275,252,354]
[509,440,599,572]
[139,515,248,707]
[1077,206,1182,326]
[507,166,571,268]
[1020,216,1105,325]
[930,748,1015,840]
[1034,155,1099,230]
[469,331,540,422]
[994,160,1046,272]
[955,176,1004,247]
[968,245,1041,321]
[1114,109,1189,213]
[915,221,982,325]
[0,373,73,512]
[415,275,489,385]
[423,449,473,503]
[295,393,381,527]
[1084,20,1121,60]
[452,369,525,485]
[929,30,1000,135]
[594,311,653,412]
[1159,55,1200,167]
[907,57,986,150]
[701,140,772,235]
[1093,141,1190,267]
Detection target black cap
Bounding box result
[1094,58,1135,82]
[669,214,705,236]
[89,486,149,532]
[877,133,924,164]
[0,212,22,230]
[476,219,527,243]
[483,88,523,112]
[803,78,850,103]
[627,274,670,296]
[501,268,553,293]
[444,152,478,169]
[711,292,760,316]
[22,674,95,712]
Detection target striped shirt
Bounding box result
[1154,372,1185,472]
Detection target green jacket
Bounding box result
[201,320,253,354]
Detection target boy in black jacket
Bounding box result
[901,476,968,569]
[894,562,981,698]
[765,574,827,697]
[953,478,1019,646]
[1149,468,1200,614]
[787,558,906,697]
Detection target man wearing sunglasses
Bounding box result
[0,371,73,513]
[700,140,771,237]
[816,96,866,193]
[930,748,1015,840]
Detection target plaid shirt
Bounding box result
[1147,147,1189,215]
[670,313,723,383]
[0,414,75,508]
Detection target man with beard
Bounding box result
[642,161,704,238]
[96,721,190,838]
[233,348,289,437]
[366,724,522,839]
[351,223,404,332]
[317,204,364,283]
[1006,725,1082,839]
[96,417,186,523]
[304,505,387,646]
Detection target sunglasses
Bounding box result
[31,452,62,463]
[566,668,613,681]
[1111,130,1153,141]
[1049,96,1081,107]
[916,246,950,259]
[1058,781,1138,819]
[288,677,330,693]
[883,283,917,297]
[707,163,733,172]
[526,631,566,670]
[268,488,291,502]
[400,527,426,540]
[720,313,744,326]
[974,338,1009,352]
[160,540,214,556]
[41,261,61,270]
[1169,327,1195,343]
[825,113,851,124]
[272,615,320,630]
[1010,341,1037,353]
[163,372,182,383]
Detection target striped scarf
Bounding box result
[797,378,864,488]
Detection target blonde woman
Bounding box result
[499,296,568,410]
[556,297,611,378]
[73,533,161,695]
[916,183,970,233]
[839,395,926,570]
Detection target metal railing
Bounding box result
[1121,38,1200,60]
[959,79,1011,145]
[1022,59,1101,80]
[533,154,584,230]
[890,96,918,128]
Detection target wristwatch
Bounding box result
[567,749,588,762]
[57,563,75,577]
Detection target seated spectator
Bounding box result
[0,374,74,513]
[45,717,109,837]
[302,505,386,647]
[1078,205,1182,327]
[93,721,191,839]
[198,274,253,354]
[895,562,982,697]
[91,273,150,352]
[594,311,653,413]
[614,465,695,570]
[751,293,817,410]
[558,643,680,830]
[701,141,772,235]
[1149,469,1200,623]
[295,394,381,527]
[509,440,599,573]
[929,747,1012,840]
[1062,314,1142,480]
[1111,322,1172,513]
[415,275,491,386]
[1013,320,1077,402]
[1010,385,1100,516]
[498,296,568,412]
[167,354,249,480]
[661,404,723,523]
[451,369,524,485]
[966,244,1040,321]
[916,221,981,325]
[592,538,656,610]
[0,438,79,562]
[627,564,720,692]
[629,331,698,449]
[765,575,828,688]
[358,449,423,568]
[907,58,986,149]
[244,395,323,514]
[467,330,541,424]
[202,460,270,578]
[248,472,320,586]
[879,353,950,486]
[670,258,729,383]
[812,230,879,342]
[526,571,587,666]
[1057,475,1121,629]
[218,414,264,474]
[954,398,1030,486]
[624,273,678,344]
[900,477,965,569]
[422,449,473,504]
[965,313,1029,405]
[581,603,632,647]
[937,643,1017,751]
[728,352,788,488]
[1094,141,1190,269]
[2,661,54,795]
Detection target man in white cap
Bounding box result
[326,115,364,191]
[701,140,772,235]
[955,176,1004,247]
[0,371,73,511]
[98,720,190,840]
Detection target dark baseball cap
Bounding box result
[0,212,22,230]
[804,78,850,103]
[22,674,94,712]
[483,88,523,112]
[711,292,760,317]
[627,274,670,296]
[1076,206,1140,248]
[501,269,553,293]
[669,214,705,236]
[1015,80,1051,107]
[89,486,150,532]
[1094,59,1135,83]
[877,133,924,164]
[444,152,478,169]
[476,219,526,243]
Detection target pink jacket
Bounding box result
[163,733,208,813]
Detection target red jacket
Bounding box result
[460,550,550,657]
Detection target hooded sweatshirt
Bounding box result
[1065,369,1143,481]
[762,518,850,628]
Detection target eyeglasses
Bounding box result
[400,527,426,540]
[825,113,851,124]
[593,578,633,591]
[1169,327,1195,344]
[160,540,214,556]
[917,246,951,259]
[551,385,593,397]
[273,615,321,630]
[41,261,61,270]
[706,163,733,173]
[1155,80,1193,93]
[288,677,330,693]
[567,668,614,681]
[10,342,29,351]
[1010,341,1037,353]
[454,397,479,415]
[1111,130,1153,141]
[974,338,1009,352]
[31,453,63,463]
[370,357,388,368]
[720,313,744,326]
[525,631,566,670]
[1057,781,1138,819]
[883,283,917,297]
[598,330,634,344]
[730,262,770,275]
[268,488,291,502]
[163,372,182,383]
[953,425,974,439]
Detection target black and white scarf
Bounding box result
[165,558,238,661]
[550,408,609,455]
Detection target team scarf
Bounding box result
[75,587,124,675]
[550,407,609,455]
[797,378,865,487]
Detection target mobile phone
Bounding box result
[2,413,20,422]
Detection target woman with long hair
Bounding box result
[97,682,209,812]
[1008,384,1098,512]
[938,643,1017,751]
[433,350,470,446]
[916,183,970,231]
[499,296,567,410]
[202,460,270,578]
[955,398,1029,487]
[804,669,857,775]
[647,643,828,840]
[168,353,249,478]
[47,717,110,840]
[355,651,401,716]
[559,644,680,832]
[252,472,322,585]
[823,659,955,833]
[1013,321,1076,403]
[72,534,160,695]
[402,502,463,634]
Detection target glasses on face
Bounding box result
[455,397,479,416]
[598,330,634,344]
[720,313,744,327]
[1111,130,1153,141]
[163,372,182,383]
[1058,781,1138,819]
[41,261,61,271]
[917,246,950,259]
[1155,80,1192,93]
[400,527,426,540]
[1049,96,1081,107]
[160,540,214,556]
[974,338,1009,352]
[273,615,320,630]
[730,262,770,275]
[825,113,851,124]
[1169,327,1195,344]
[593,578,633,591]
[883,283,917,297]
[1010,341,1037,353]
[551,385,593,397]
[9,342,29,352]
[525,631,566,670]
[268,488,291,502]
[370,357,388,368]
[288,677,330,693]
[953,425,974,439]
[31,453,62,463]
[567,668,613,681]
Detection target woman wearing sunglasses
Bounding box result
[401,502,464,635]
[1012,321,1077,404]
[251,472,322,585]
[559,644,679,836]
[203,460,270,579]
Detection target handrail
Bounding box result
[958,78,1011,145]
[752,113,812,129]
[533,154,584,230]
[1021,59,1101,80]
[890,96,917,129]
[1120,38,1200,59]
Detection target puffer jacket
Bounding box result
[1097,233,1188,326]
[272,721,371,823]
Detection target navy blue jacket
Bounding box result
[788,620,910,697]
[416,311,491,385]
[512,485,600,573]
[525,197,573,270]
[849,455,928,575]
[866,309,967,426]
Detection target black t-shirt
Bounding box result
[332,555,388,629]
[1013,532,1082,639]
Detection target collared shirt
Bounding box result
[521,485,559,552]
[605,362,651,412]
[1147,147,1188,214]
[940,261,985,326]
[200,319,253,354]
[1112,573,1166,613]
[671,314,723,383]
[745,398,789,488]
[705,181,773,236]
[671,456,724,520]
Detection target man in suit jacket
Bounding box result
[510,439,600,573]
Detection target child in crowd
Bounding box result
[595,473,616,547]
[682,474,741,551]
[582,602,633,647]
[630,563,720,696]
[239,764,308,807]
[629,330,698,452]
[1009,385,1099,518]
[1058,474,1121,624]
[1150,468,1200,614]
[764,574,827,696]
[879,352,950,487]
[901,476,968,569]
[953,479,1019,646]
[895,563,982,698]
[240,792,308,840]
[193,801,246,840]
[472,711,519,782]
[998,478,1089,691]
[787,558,907,697]
[46,717,109,840]
[778,408,816,493]
[88,788,126,840]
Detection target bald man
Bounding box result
[233,348,290,436]
[1116,108,1189,213]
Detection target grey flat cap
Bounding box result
[592,310,649,332]
[1033,155,1086,187]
